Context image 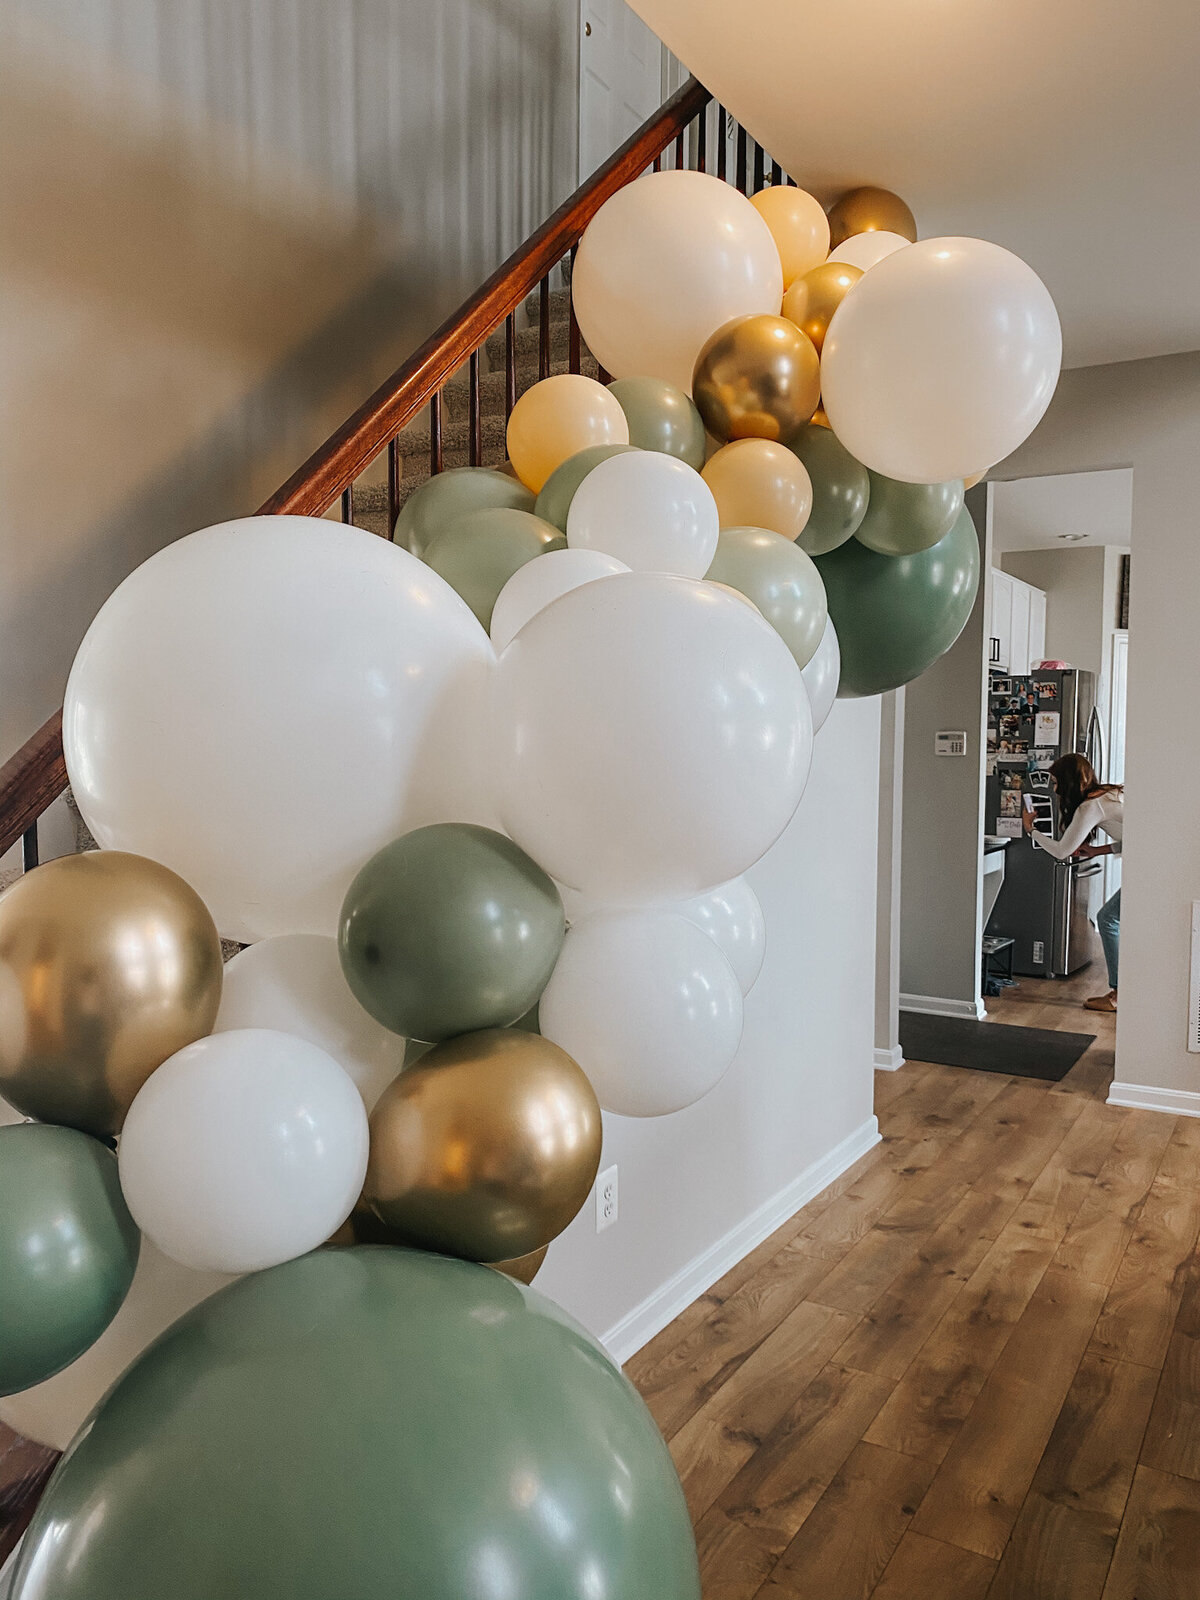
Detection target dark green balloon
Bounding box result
[533,444,638,532]
[607,378,707,469]
[12,1248,700,1600]
[0,1124,140,1395]
[423,507,564,629]
[815,504,980,698]
[853,470,964,557]
[339,824,565,1043]
[787,424,870,556]
[396,467,534,557]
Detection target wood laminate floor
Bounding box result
[629,950,1200,1599]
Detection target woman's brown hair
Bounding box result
[1048,752,1122,828]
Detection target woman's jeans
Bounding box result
[1097,888,1121,989]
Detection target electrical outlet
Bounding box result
[596,1166,618,1232]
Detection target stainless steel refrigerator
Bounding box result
[985,667,1103,978]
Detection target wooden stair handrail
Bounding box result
[0,77,711,862]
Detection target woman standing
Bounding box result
[1023,752,1123,1013]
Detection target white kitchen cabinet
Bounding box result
[989,569,1013,671]
[988,568,1046,676]
[1010,581,1031,678]
[1027,586,1047,669]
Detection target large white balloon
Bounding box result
[572,170,784,394]
[118,1029,368,1273]
[64,517,493,942]
[801,616,841,732]
[215,935,403,1111]
[493,574,813,902]
[566,451,719,578]
[0,1242,234,1450]
[827,230,910,272]
[540,910,743,1116]
[676,879,766,996]
[489,548,629,653]
[821,237,1062,484]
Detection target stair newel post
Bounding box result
[505,314,517,419]
[696,105,707,174]
[538,276,551,382]
[735,125,748,193]
[468,350,482,466]
[753,142,765,194]
[429,391,444,477]
[568,248,581,375]
[386,439,400,540]
[340,485,355,526]
[22,823,38,872]
[716,105,728,181]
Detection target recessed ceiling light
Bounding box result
[1057,533,1087,542]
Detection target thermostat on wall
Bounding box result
[935,730,967,757]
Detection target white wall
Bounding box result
[998,351,1200,1113]
[540,697,883,1356]
[0,0,580,759]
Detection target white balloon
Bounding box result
[540,910,743,1116]
[493,574,813,902]
[676,878,766,996]
[0,1242,234,1450]
[215,935,403,1111]
[801,616,841,732]
[566,452,719,578]
[118,1029,369,1273]
[572,170,784,394]
[821,237,1062,484]
[490,548,629,653]
[64,517,494,942]
[827,230,911,272]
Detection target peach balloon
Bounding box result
[963,469,989,489]
[702,439,813,542]
[828,231,911,273]
[749,186,830,288]
[506,374,629,494]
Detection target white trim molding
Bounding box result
[1107,1081,1200,1118]
[900,994,987,1021]
[602,1113,880,1367]
[874,1045,906,1071]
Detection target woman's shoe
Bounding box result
[1084,990,1117,1013]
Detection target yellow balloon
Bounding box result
[692,315,820,445]
[506,374,629,494]
[702,439,813,542]
[749,185,830,288]
[826,186,918,250]
[363,1029,602,1263]
[781,262,863,355]
[0,852,223,1138]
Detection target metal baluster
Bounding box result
[539,275,551,381]
[505,313,517,418]
[753,143,765,194]
[771,159,783,187]
[716,105,728,181]
[468,349,482,466]
[597,364,612,384]
[735,126,748,193]
[674,129,685,170]
[430,391,444,475]
[568,247,581,374]
[653,152,662,172]
[22,823,38,873]
[696,106,707,174]
[386,438,400,540]
[341,485,354,525]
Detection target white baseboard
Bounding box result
[900,993,987,1021]
[601,1112,881,1367]
[874,1045,906,1071]
[1107,1081,1200,1119]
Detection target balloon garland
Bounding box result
[0,168,1060,1599]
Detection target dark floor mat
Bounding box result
[898,1012,1095,1081]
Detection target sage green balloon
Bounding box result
[533,443,638,531]
[0,1123,140,1395]
[396,467,534,556]
[815,504,980,698]
[787,424,870,556]
[607,377,707,469]
[339,824,565,1043]
[853,469,964,557]
[706,526,828,670]
[422,507,564,629]
[11,1248,701,1600]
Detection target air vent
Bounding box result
[1190,902,1200,1053]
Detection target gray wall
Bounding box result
[998,351,1200,1104]
[0,0,580,759]
[898,489,989,1012]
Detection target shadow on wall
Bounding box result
[0,0,577,757]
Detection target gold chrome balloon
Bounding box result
[781,262,864,354]
[826,186,917,250]
[0,852,223,1138]
[692,315,820,445]
[363,1029,602,1263]
[491,1245,549,1285]
[810,404,831,429]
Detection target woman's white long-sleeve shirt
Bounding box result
[1031,791,1123,861]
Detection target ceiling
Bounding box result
[633,0,1200,369]
[990,469,1133,553]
